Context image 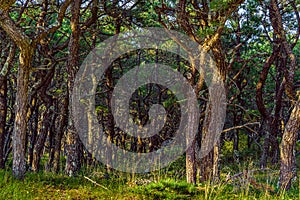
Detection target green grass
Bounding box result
[1,168,300,199]
[0,170,135,200]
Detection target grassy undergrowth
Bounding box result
[1,168,300,200]
[1,154,300,199]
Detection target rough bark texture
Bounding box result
[200,101,214,181]
[13,51,32,179]
[65,0,82,176]
[0,9,34,179]
[27,98,39,170]
[279,95,300,190]
[199,40,226,182]
[186,143,196,184]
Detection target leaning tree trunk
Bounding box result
[269,0,299,190]
[279,95,300,190]
[31,60,55,172]
[256,40,280,168]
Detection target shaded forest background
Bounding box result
[0,0,300,196]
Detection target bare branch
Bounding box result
[222,122,260,133]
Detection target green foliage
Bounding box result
[1,169,300,199]
[133,179,199,199]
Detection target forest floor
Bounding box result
[0,166,300,200]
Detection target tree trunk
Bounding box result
[186,82,198,184]
[0,75,7,169]
[256,40,280,168]
[200,40,226,182]
[104,70,115,173]
[0,43,15,169]
[47,101,58,172]
[53,97,68,173]
[200,101,214,181]
[32,105,52,172]
[279,95,300,190]
[65,0,82,176]
[260,119,271,168]
[27,99,39,170]
[12,51,32,179]
[0,5,34,179]
[186,141,196,184]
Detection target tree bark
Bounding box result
[0,75,7,169]
[256,37,280,168]
[0,8,34,179]
[32,105,52,172]
[65,0,82,176]
[157,0,242,184]
[279,95,300,190]
[53,97,68,173]
[0,43,15,169]
[186,134,196,184]
[27,99,39,170]
[0,1,70,177]
[12,54,32,179]
[47,100,58,172]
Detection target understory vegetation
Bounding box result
[1,162,300,199]
[2,147,300,199]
